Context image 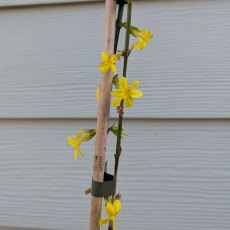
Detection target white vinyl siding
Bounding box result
[0,120,230,230]
[0,1,230,118]
[0,0,101,8]
[0,1,230,230]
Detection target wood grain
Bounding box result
[89,0,116,229]
[0,0,230,118]
[0,119,230,230]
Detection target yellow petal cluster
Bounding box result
[68,129,89,160]
[132,29,154,50]
[99,51,118,74]
[111,76,143,108]
[99,199,122,230]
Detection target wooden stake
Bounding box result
[89,1,116,230]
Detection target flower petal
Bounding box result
[112,97,123,107]
[95,88,99,101]
[142,29,154,40]
[99,62,110,73]
[111,63,117,74]
[110,54,118,63]
[124,96,134,108]
[99,218,110,226]
[68,136,74,147]
[119,77,128,92]
[73,148,79,160]
[132,41,146,50]
[131,90,143,98]
[106,203,116,217]
[142,29,149,36]
[111,90,123,97]
[130,80,140,91]
[76,130,83,140]
[95,82,101,101]
[101,51,109,61]
[114,200,122,213]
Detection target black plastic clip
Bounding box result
[91,161,116,197]
[116,0,128,5]
[91,172,116,197]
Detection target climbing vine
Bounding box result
[68,0,153,229]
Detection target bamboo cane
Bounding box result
[89,1,116,229]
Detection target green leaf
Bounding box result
[113,74,119,89]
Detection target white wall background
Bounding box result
[0,0,230,229]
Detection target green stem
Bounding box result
[114,0,132,179]
[108,2,132,230]
[114,3,125,54]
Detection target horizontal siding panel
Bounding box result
[0,0,230,119]
[0,0,101,8]
[0,0,145,8]
[0,119,230,229]
[0,227,45,230]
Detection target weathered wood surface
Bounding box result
[0,0,230,118]
[89,0,116,229]
[0,120,230,230]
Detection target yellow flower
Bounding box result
[68,129,96,160]
[68,129,86,160]
[123,23,153,50]
[132,29,154,50]
[99,51,118,74]
[95,81,101,101]
[99,199,122,230]
[111,76,143,108]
